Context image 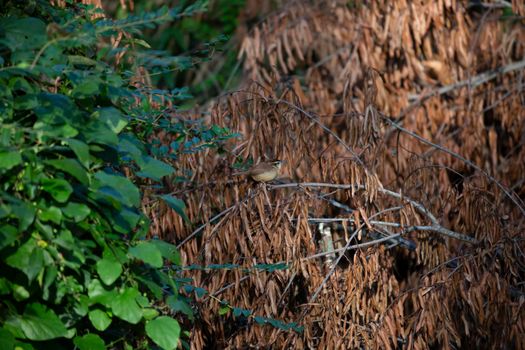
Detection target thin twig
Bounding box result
[276,182,416,248]
[304,233,402,261]
[381,115,525,217]
[408,59,525,101]
[303,217,462,235]
[176,206,235,249]
[277,271,298,306]
[276,99,365,168]
[205,275,251,300]
[176,187,262,249]
[302,225,468,262]
[269,182,477,243]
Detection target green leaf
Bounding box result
[254,316,266,325]
[5,303,68,341]
[104,244,129,264]
[38,206,62,224]
[129,241,163,268]
[14,94,38,110]
[33,91,77,124]
[95,107,127,133]
[10,201,36,230]
[73,334,105,350]
[0,151,22,170]
[132,217,150,240]
[135,276,163,300]
[42,266,57,300]
[96,257,122,285]
[61,202,91,222]
[182,285,207,298]
[111,287,143,324]
[0,202,11,219]
[0,17,46,49]
[142,308,159,320]
[9,77,34,94]
[41,178,73,203]
[83,120,118,145]
[0,224,18,250]
[166,295,194,321]
[12,284,30,301]
[44,159,89,184]
[218,305,230,316]
[136,156,174,181]
[34,122,78,138]
[160,195,189,223]
[74,295,90,317]
[131,38,151,48]
[35,220,53,240]
[0,17,47,63]
[106,207,142,234]
[87,279,117,307]
[5,238,44,282]
[93,171,140,207]
[0,328,15,349]
[253,262,289,272]
[68,55,98,67]
[52,229,76,250]
[88,309,112,331]
[153,270,178,297]
[145,316,181,350]
[72,78,102,98]
[118,135,143,161]
[150,240,181,265]
[66,138,90,168]
[136,294,150,308]
[12,341,35,350]
[232,307,251,318]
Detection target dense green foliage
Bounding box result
[0,2,234,349]
[114,0,246,103]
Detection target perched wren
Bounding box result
[233,160,283,182]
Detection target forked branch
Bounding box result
[269,182,477,244]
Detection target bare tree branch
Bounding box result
[408,59,525,101]
[269,182,478,243]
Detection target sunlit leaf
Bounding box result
[41,178,73,203]
[146,316,181,350]
[129,241,163,268]
[111,287,143,324]
[96,256,122,285]
[88,309,112,331]
[0,151,21,170]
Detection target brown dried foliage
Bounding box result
[146,0,524,349]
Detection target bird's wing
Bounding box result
[248,165,274,176]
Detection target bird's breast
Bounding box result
[250,169,278,182]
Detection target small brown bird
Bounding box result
[233,160,283,182]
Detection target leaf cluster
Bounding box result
[114,0,246,101]
[0,2,234,349]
